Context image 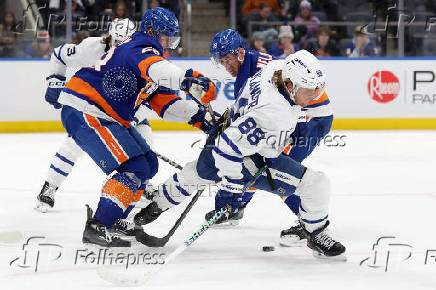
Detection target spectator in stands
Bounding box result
[244,2,279,34]
[242,0,281,16]
[113,1,129,19]
[346,25,378,57]
[24,30,52,58]
[294,0,320,46]
[250,32,267,53]
[159,0,181,18]
[268,25,299,57]
[0,11,18,57]
[306,26,339,57]
[149,0,160,9]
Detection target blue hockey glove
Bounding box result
[45,74,66,109]
[188,105,219,134]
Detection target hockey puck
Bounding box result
[262,246,275,252]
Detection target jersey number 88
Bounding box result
[238,117,265,146]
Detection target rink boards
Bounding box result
[0,57,435,132]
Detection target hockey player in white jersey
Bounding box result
[136,50,346,259]
[35,18,141,216]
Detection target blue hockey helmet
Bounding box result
[210,29,244,64]
[140,7,180,49]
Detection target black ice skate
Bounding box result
[134,184,156,208]
[280,221,307,247]
[82,205,131,247]
[204,206,245,226]
[134,201,164,226]
[110,218,139,236]
[302,220,346,261]
[35,181,57,213]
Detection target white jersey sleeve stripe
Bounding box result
[53,44,66,65]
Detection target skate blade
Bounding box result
[312,251,347,262]
[34,202,50,213]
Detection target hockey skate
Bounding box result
[280,220,307,247]
[82,205,131,247]
[134,201,164,226]
[134,184,155,208]
[302,220,346,261]
[204,206,245,226]
[110,218,140,237]
[35,181,57,213]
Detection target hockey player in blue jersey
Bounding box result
[205,29,334,247]
[57,7,216,247]
[136,50,346,259]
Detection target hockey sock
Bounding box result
[121,182,146,219]
[95,173,139,228]
[46,137,82,188]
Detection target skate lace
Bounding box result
[314,231,336,249]
[42,184,56,199]
[116,219,135,230]
[98,225,113,243]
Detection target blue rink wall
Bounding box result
[0,57,436,132]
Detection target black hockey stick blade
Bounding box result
[135,189,204,247]
[135,229,168,247]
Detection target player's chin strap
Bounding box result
[283,80,299,103]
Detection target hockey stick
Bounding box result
[135,161,269,247]
[155,152,183,170]
[97,205,228,287]
[97,166,268,286]
[135,187,204,247]
[134,113,218,247]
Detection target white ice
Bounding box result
[1,130,436,290]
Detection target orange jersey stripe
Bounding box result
[308,91,329,106]
[138,55,166,81]
[132,189,144,203]
[283,144,291,155]
[85,114,129,164]
[149,93,180,117]
[102,179,134,209]
[66,77,130,128]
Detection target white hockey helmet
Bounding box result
[108,18,136,46]
[281,49,326,100]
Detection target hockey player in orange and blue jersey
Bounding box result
[207,30,333,246]
[58,7,216,247]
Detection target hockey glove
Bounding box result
[215,179,246,214]
[45,74,66,109]
[188,105,218,134]
[180,69,216,105]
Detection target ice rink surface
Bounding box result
[1,130,436,290]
